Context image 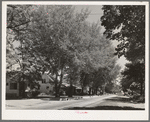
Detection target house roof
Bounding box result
[47,75,54,82]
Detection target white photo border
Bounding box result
[2,1,149,120]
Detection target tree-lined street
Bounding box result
[6,4,145,110]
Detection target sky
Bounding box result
[75,5,103,23]
[75,5,129,70]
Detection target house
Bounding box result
[6,80,19,98]
[6,71,55,98]
[36,73,55,95]
[6,71,21,99]
[60,82,83,95]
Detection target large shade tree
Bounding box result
[6,5,43,97]
[27,5,120,97]
[7,5,121,98]
[101,5,145,96]
[121,62,145,95]
[101,5,145,62]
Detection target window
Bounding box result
[6,83,8,86]
[10,83,17,90]
[42,79,46,83]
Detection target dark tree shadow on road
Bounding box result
[105,96,144,104]
[105,96,132,103]
[65,106,144,110]
[64,96,145,110]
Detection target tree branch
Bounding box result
[7,20,31,29]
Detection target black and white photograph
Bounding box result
[2,1,149,120]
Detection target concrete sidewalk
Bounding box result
[6,99,49,108]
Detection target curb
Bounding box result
[49,96,83,101]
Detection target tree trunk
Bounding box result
[68,84,73,97]
[103,83,106,94]
[95,87,98,95]
[140,82,143,96]
[55,57,62,97]
[68,79,73,97]
[58,69,64,96]
[55,73,59,97]
[19,74,26,98]
[89,87,91,95]
[19,81,25,98]
[81,86,84,95]
[92,89,94,95]
[20,32,26,98]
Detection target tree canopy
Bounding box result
[6,5,121,97]
[121,62,145,95]
[101,5,145,96]
[101,5,145,62]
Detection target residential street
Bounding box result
[6,94,145,110]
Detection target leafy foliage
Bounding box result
[105,82,121,93]
[121,62,145,95]
[6,5,121,97]
[122,62,145,83]
[101,5,145,96]
[101,5,145,62]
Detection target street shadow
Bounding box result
[104,96,133,103]
[65,106,144,110]
[64,96,145,110]
[105,96,145,104]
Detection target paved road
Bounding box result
[6,94,117,110]
[6,94,144,110]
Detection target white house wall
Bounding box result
[42,73,51,82]
[6,82,19,96]
[38,81,54,94]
